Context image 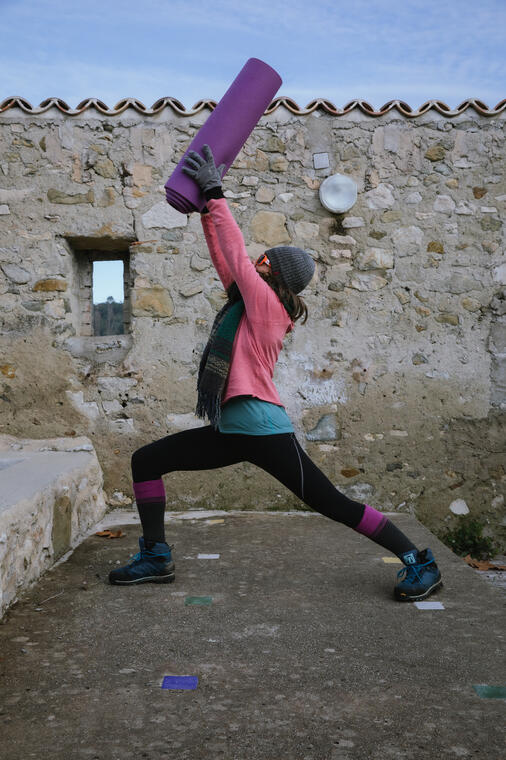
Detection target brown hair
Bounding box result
[260,272,308,324]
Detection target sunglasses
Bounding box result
[255,253,271,267]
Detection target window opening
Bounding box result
[92,260,125,336]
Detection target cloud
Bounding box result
[1,0,504,107]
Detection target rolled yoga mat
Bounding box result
[164,58,282,214]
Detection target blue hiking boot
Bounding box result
[109,537,175,585]
[394,548,442,602]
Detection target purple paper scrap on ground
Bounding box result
[162,675,198,690]
[165,57,282,214]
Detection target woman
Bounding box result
[109,145,442,602]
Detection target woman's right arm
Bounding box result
[200,212,234,291]
[206,198,289,325]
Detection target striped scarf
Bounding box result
[196,283,245,427]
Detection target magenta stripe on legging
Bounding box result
[355,504,388,538]
[133,479,165,502]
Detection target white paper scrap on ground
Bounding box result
[197,553,220,559]
[414,601,445,610]
[382,557,402,564]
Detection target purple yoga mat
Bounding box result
[165,58,282,214]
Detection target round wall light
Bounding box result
[319,173,358,213]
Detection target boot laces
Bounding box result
[397,556,433,583]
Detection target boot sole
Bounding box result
[109,572,176,586]
[395,578,443,602]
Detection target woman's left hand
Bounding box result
[182,144,226,193]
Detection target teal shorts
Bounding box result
[218,396,294,436]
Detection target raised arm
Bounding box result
[205,198,287,324]
[200,212,233,290]
[182,145,288,324]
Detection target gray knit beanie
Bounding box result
[264,246,315,294]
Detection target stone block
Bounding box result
[47,189,94,205]
[327,263,353,288]
[394,289,410,305]
[65,391,100,420]
[250,149,269,172]
[384,126,401,153]
[425,145,446,161]
[294,221,319,240]
[434,195,456,214]
[0,204,10,215]
[102,399,122,414]
[52,493,72,560]
[329,235,357,246]
[306,414,339,441]
[93,158,116,178]
[0,435,107,618]
[461,297,482,312]
[392,226,423,256]
[492,264,506,285]
[382,210,402,223]
[0,263,30,284]
[348,273,388,291]
[250,211,290,246]
[132,163,153,186]
[190,254,210,271]
[355,248,394,270]
[179,282,203,298]
[110,419,135,433]
[365,183,395,209]
[481,217,502,232]
[405,192,422,205]
[224,190,250,199]
[342,217,364,229]
[434,312,459,325]
[32,278,67,292]
[142,202,188,229]
[44,299,66,319]
[255,186,275,204]
[97,377,137,400]
[269,156,289,172]
[262,136,286,153]
[206,289,227,311]
[455,201,475,215]
[132,286,174,317]
[98,187,117,207]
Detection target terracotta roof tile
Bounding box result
[1,96,505,118]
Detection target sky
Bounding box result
[2,0,504,303]
[1,0,505,111]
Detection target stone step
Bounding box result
[0,435,107,617]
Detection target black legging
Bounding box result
[131,426,366,529]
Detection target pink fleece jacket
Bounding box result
[200,198,293,407]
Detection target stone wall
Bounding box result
[0,434,107,617]
[0,103,504,541]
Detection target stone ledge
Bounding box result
[0,434,107,618]
[61,334,133,363]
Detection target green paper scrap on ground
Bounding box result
[473,685,506,699]
[185,596,213,606]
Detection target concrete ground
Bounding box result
[0,511,504,760]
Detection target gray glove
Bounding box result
[182,144,226,193]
